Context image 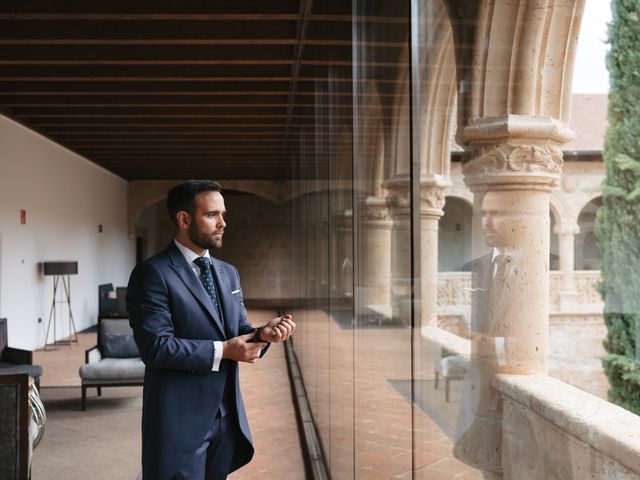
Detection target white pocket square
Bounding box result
[231,289,241,294]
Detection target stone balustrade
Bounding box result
[493,374,640,479]
[438,271,603,316]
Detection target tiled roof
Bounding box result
[563,94,608,153]
[451,94,608,154]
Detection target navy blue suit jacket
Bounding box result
[127,241,259,479]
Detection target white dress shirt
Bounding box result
[173,239,224,372]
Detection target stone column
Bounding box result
[383,176,447,328]
[385,177,412,323]
[419,178,447,328]
[554,223,580,309]
[334,209,353,299]
[453,116,571,478]
[361,196,393,316]
[462,118,572,371]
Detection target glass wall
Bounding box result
[286,0,478,477]
[284,0,596,478]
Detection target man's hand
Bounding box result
[222,332,267,363]
[258,314,296,343]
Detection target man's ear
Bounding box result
[176,211,191,229]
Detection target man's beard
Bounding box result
[188,222,223,250]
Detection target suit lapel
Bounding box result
[212,258,238,338]
[166,243,226,338]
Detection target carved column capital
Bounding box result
[419,186,446,218]
[382,175,449,218]
[462,143,563,191]
[459,115,572,192]
[362,196,391,224]
[553,224,580,237]
[383,177,411,217]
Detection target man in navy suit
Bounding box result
[127,180,295,480]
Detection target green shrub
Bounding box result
[597,0,640,414]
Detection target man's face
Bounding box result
[187,191,226,250]
[481,192,509,248]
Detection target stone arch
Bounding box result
[576,191,605,219]
[443,188,473,207]
[549,200,562,271]
[575,196,603,271]
[468,0,585,123]
[439,195,473,271]
[356,83,386,197]
[127,180,291,235]
[131,187,278,261]
[385,1,458,183]
[419,0,458,179]
[387,60,411,180]
[549,198,562,227]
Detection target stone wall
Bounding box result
[213,191,294,303]
[549,314,608,399]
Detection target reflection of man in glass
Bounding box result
[454,191,519,479]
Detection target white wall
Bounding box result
[0,115,135,350]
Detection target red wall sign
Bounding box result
[20,209,26,225]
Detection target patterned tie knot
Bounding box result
[194,256,210,271]
[194,256,220,315]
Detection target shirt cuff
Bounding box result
[212,340,223,371]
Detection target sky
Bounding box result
[572,0,612,93]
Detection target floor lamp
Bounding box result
[43,261,79,349]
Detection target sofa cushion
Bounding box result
[79,357,145,382]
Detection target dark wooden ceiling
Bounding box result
[0,0,408,181]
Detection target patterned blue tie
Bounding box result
[194,256,221,316]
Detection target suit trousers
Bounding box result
[171,411,239,480]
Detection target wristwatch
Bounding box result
[251,325,265,343]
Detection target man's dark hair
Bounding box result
[167,180,222,227]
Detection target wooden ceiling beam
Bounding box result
[0,14,302,21]
[0,39,405,48]
[24,114,356,121]
[46,130,288,135]
[0,1,404,181]
[34,119,313,129]
[0,1,301,18]
[1,102,292,108]
[0,65,331,80]
[67,142,296,148]
[281,0,314,170]
[13,107,292,116]
[0,59,402,67]
[0,90,386,97]
[0,14,403,23]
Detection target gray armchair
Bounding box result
[79,317,144,410]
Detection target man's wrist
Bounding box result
[212,340,224,370]
[253,325,265,343]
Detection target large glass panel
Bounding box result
[286,1,610,479]
[410,1,481,478]
[352,1,413,478]
[287,1,356,477]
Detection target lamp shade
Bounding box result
[43,261,78,276]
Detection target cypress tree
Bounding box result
[597,0,640,413]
